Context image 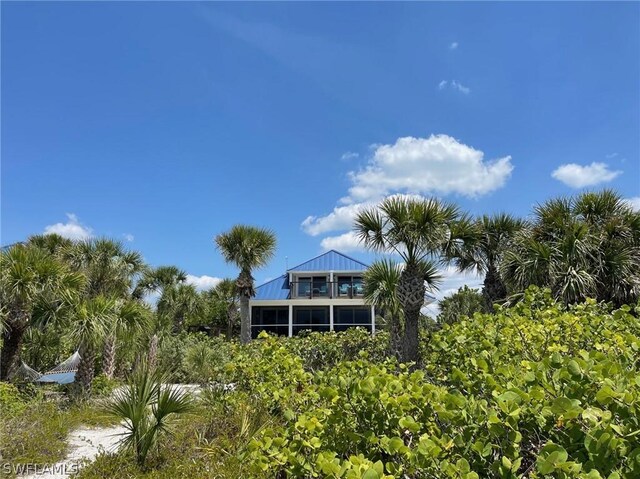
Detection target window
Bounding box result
[292,307,330,335]
[333,307,372,332]
[251,307,289,338]
[295,276,328,298]
[337,276,364,297]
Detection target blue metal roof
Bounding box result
[287,250,369,272]
[254,275,291,300]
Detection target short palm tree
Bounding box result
[156,283,202,333]
[447,213,525,310]
[210,278,239,340]
[502,190,640,305]
[355,196,458,363]
[106,362,193,468]
[215,225,277,344]
[0,244,84,379]
[363,259,404,358]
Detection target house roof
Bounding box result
[254,274,291,300]
[287,250,369,272]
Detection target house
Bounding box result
[250,249,436,338]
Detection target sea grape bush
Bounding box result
[227,288,640,478]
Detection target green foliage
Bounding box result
[437,285,485,325]
[105,362,195,467]
[91,373,119,397]
[0,382,28,417]
[243,288,640,478]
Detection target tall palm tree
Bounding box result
[215,225,277,344]
[355,197,459,363]
[502,190,640,305]
[68,296,117,395]
[0,244,84,379]
[132,265,187,301]
[447,213,525,310]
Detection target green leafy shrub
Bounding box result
[91,373,119,397]
[0,382,28,417]
[245,288,640,478]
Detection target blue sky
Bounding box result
[2,2,639,299]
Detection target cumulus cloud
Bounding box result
[319,231,364,253]
[438,80,470,94]
[551,162,622,188]
[449,41,459,50]
[624,197,640,211]
[44,213,93,241]
[302,203,367,236]
[345,134,512,203]
[185,274,222,291]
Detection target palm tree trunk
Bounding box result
[147,334,159,370]
[483,264,507,311]
[102,333,117,379]
[75,344,96,396]
[226,305,235,341]
[388,314,403,360]
[239,294,250,344]
[396,263,426,364]
[0,322,27,380]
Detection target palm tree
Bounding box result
[447,213,525,310]
[215,225,277,344]
[64,238,146,379]
[68,296,117,395]
[502,190,640,305]
[209,278,239,340]
[156,284,202,333]
[0,244,84,379]
[355,197,459,363]
[363,259,404,358]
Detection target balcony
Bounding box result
[290,280,365,299]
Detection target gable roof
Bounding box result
[254,274,291,300]
[287,250,369,272]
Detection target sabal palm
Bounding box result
[106,362,193,467]
[132,265,187,300]
[215,225,276,343]
[68,296,118,394]
[0,244,83,379]
[156,283,202,333]
[64,238,146,379]
[448,213,525,310]
[502,190,640,305]
[210,278,239,340]
[355,196,459,363]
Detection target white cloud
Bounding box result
[449,41,459,50]
[341,151,359,161]
[438,79,470,94]
[123,233,135,242]
[302,203,367,236]
[185,274,222,291]
[551,162,622,188]
[345,134,513,203]
[624,197,640,211]
[319,231,364,252]
[606,152,618,159]
[451,80,470,94]
[44,213,93,241]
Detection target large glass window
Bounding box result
[251,307,289,338]
[292,307,329,335]
[333,307,372,332]
[337,276,364,297]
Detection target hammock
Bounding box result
[36,351,81,384]
[14,361,42,381]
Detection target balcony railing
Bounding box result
[290,281,365,299]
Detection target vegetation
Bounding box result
[1,189,639,478]
[436,285,485,325]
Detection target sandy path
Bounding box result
[21,424,127,478]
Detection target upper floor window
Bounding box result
[336,275,364,297]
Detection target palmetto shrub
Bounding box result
[106,362,194,467]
